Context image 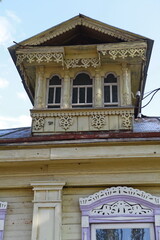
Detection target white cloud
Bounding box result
[0,77,9,88]
[6,10,21,23]
[17,91,28,100]
[0,115,31,129]
[0,16,12,45]
[0,11,22,46]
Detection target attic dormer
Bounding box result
[8,14,153,135]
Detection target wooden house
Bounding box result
[0,14,160,240]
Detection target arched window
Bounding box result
[104,73,118,106]
[72,73,93,108]
[47,75,62,108]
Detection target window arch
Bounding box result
[47,75,62,108]
[72,73,93,108]
[80,186,160,240]
[104,73,118,106]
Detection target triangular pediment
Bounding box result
[18,14,148,47]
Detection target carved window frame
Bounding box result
[47,74,62,108]
[79,186,160,240]
[0,201,7,240]
[103,72,119,107]
[72,72,93,108]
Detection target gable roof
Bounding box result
[10,14,152,47]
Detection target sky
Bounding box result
[0,0,160,129]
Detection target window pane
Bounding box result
[72,88,78,103]
[48,88,54,103]
[73,73,92,85]
[104,74,117,83]
[55,87,61,103]
[49,76,61,85]
[79,88,85,103]
[112,85,118,102]
[104,86,110,103]
[96,228,150,240]
[87,87,92,103]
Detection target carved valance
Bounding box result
[97,42,147,61]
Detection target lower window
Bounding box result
[91,223,155,240]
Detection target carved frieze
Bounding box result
[90,200,153,216]
[99,48,146,61]
[16,52,64,65]
[31,108,134,132]
[64,58,100,69]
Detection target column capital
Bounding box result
[31,181,65,203]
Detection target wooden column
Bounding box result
[31,182,65,240]
[94,69,102,107]
[62,71,70,108]
[122,63,132,106]
[34,66,45,108]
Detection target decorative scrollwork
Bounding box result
[90,114,105,129]
[59,116,73,130]
[64,58,100,69]
[79,186,160,206]
[99,48,146,61]
[109,48,146,60]
[33,117,45,130]
[16,52,64,65]
[122,112,132,128]
[90,200,153,216]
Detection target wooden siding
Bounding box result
[0,189,33,240]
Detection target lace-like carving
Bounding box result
[59,116,73,130]
[99,48,146,61]
[79,186,160,205]
[33,117,45,130]
[64,58,100,69]
[122,112,132,128]
[91,114,105,129]
[90,200,153,216]
[16,52,64,65]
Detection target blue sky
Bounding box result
[0,0,160,129]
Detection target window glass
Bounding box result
[112,85,118,102]
[72,73,92,108]
[104,86,110,103]
[92,224,154,240]
[87,87,92,103]
[47,75,61,108]
[104,73,118,106]
[104,74,117,83]
[48,88,54,104]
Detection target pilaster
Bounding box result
[122,63,132,106]
[34,66,46,108]
[31,181,65,240]
[94,69,102,107]
[62,71,71,108]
